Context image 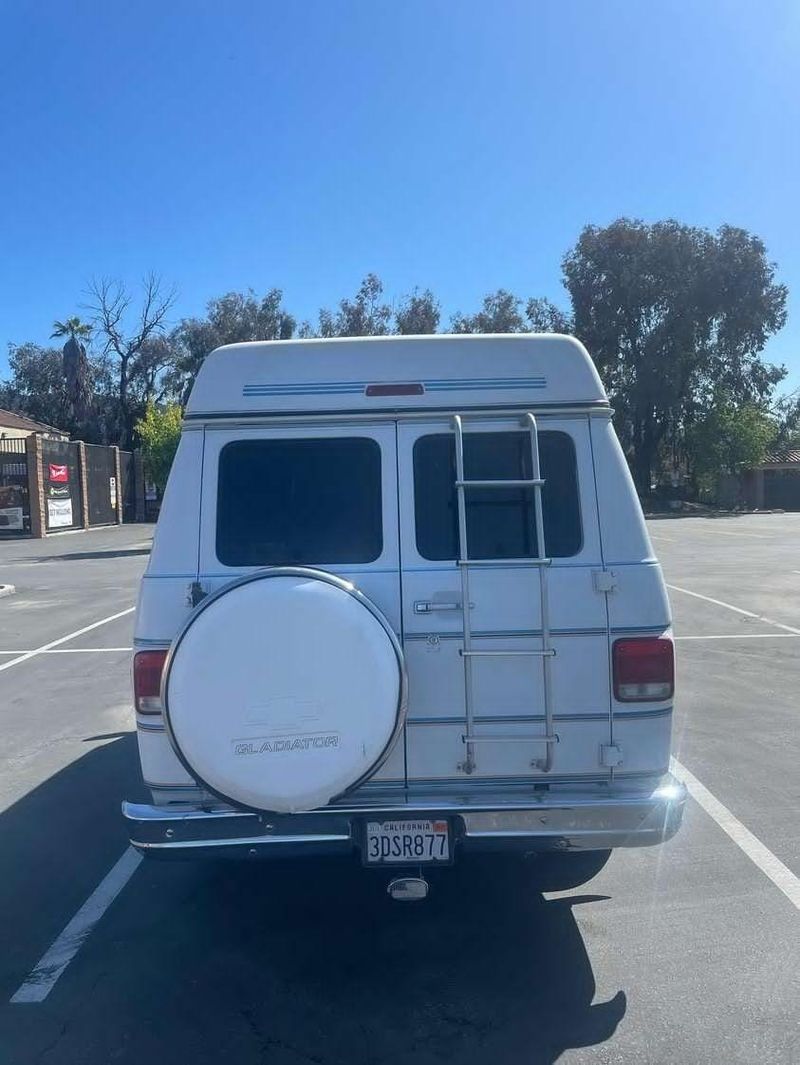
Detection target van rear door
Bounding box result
[197,422,405,787]
[397,415,613,785]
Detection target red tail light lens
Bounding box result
[133,650,168,713]
[613,638,674,702]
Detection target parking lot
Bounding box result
[0,516,798,1064]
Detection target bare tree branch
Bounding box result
[83,275,177,446]
[130,273,177,353]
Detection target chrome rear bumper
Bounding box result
[123,775,686,860]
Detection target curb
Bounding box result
[0,584,16,599]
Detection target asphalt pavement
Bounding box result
[0,517,798,1064]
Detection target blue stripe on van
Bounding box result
[242,376,548,398]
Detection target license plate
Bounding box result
[363,819,451,864]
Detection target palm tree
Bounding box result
[51,317,93,433]
[51,316,93,345]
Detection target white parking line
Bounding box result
[0,608,135,674]
[666,584,800,636]
[671,758,800,912]
[40,647,133,653]
[10,847,143,1004]
[702,529,770,539]
[0,648,133,655]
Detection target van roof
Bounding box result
[185,333,608,418]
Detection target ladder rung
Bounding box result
[460,649,556,658]
[462,733,559,745]
[457,558,551,567]
[456,478,544,488]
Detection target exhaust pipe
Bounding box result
[387,876,429,901]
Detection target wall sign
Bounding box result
[49,464,69,483]
[109,476,117,508]
[47,498,73,528]
[0,507,24,531]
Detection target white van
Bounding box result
[124,334,685,897]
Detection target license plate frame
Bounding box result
[361,818,453,866]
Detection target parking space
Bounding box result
[0,517,798,1063]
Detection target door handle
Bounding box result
[414,600,474,614]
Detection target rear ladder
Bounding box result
[453,412,557,774]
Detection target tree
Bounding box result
[0,342,117,442]
[685,396,777,499]
[169,288,296,402]
[772,391,800,450]
[51,316,93,434]
[525,297,573,334]
[0,343,70,429]
[451,289,527,333]
[315,274,392,337]
[87,274,177,446]
[451,291,572,335]
[562,219,787,493]
[395,288,440,334]
[135,403,183,492]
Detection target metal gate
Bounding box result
[118,450,136,522]
[42,439,81,531]
[84,443,117,526]
[764,468,800,511]
[0,439,29,535]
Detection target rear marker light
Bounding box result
[365,383,424,397]
[133,649,168,714]
[613,638,674,702]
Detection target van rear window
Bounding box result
[217,438,383,566]
[413,431,581,560]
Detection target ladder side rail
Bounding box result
[524,411,555,772]
[452,414,476,774]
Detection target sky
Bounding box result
[1,0,799,390]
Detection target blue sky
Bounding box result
[1,0,799,390]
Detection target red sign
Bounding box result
[49,464,69,483]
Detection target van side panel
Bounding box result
[134,430,206,800]
[146,429,204,577]
[590,418,655,567]
[589,417,673,780]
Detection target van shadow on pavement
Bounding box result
[0,736,626,1065]
[16,547,152,564]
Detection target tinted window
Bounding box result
[217,438,383,566]
[413,431,581,560]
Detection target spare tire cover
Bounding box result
[164,569,405,813]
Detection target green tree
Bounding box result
[0,342,118,442]
[452,291,573,335]
[169,288,296,402]
[0,343,69,429]
[525,297,573,334]
[395,288,440,334]
[685,397,777,499]
[135,403,183,492]
[562,219,787,494]
[772,391,800,450]
[451,289,527,333]
[315,274,392,337]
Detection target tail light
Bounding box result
[613,637,674,702]
[133,649,168,713]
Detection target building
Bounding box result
[741,448,800,510]
[0,409,69,441]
